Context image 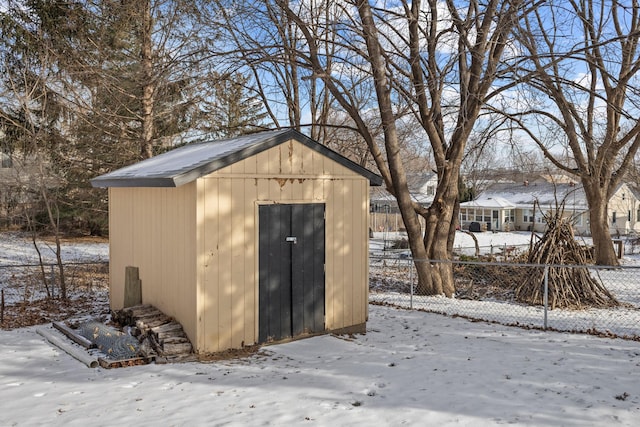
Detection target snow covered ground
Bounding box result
[0,232,109,307]
[371,230,599,258]
[0,232,108,267]
[1,231,639,426]
[0,305,638,426]
[370,230,640,340]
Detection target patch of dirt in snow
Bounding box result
[197,345,266,362]
[0,291,110,330]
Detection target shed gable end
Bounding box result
[210,139,363,180]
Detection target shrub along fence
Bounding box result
[370,255,640,340]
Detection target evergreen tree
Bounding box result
[1,0,233,234]
[201,72,269,139]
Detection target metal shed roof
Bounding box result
[91,128,383,188]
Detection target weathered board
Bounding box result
[114,304,195,362]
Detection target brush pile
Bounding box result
[514,205,619,309]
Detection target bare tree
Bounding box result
[81,0,220,161]
[2,1,232,235]
[0,2,70,298]
[211,0,359,141]
[512,0,640,265]
[276,0,532,296]
[200,72,269,138]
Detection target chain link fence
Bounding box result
[3,253,639,341]
[0,261,109,303]
[370,255,640,340]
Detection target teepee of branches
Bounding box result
[514,202,619,310]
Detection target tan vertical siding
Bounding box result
[243,178,257,343]
[354,179,369,323]
[217,178,233,351]
[200,178,220,351]
[200,139,370,351]
[255,149,269,175]
[344,180,355,327]
[109,184,197,345]
[110,138,371,354]
[230,178,246,349]
[281,142,293,175]
[196,179,205,351]
[324,178,336,329]
[108,188,133,310]
[310,144,323,175]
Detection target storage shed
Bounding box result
[91,129,382,354]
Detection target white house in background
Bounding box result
[459,196,516,232]
[608,184,640,236]
[370,172,438,209]
[460,180,640,236]
[370,172,438,231]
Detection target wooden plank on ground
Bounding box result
[52,322,96,349]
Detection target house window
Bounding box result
[426,185,435,196]
[612,212,617,224]
[523,209,534,223]
[505,209,515,223]
[628,210,632,222]
[574,213,583,226]
[475,209,483,222]
[460,209,467,222]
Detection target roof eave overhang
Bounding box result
[90,129,383,188]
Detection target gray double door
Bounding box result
[258,203,325,343]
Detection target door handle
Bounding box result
[285,236,297,244]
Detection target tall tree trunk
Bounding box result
[277,0,526,297]
[140,0,154,159]
[584,182,619,265]
[418,170,459,297]
[353,1,438,295]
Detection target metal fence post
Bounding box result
[543,265,549,330]
[368,255,639,339]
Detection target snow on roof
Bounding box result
[370,187,434,207]
[460,196,515,209]
[468,182,589,210]
[91,129,382,188]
